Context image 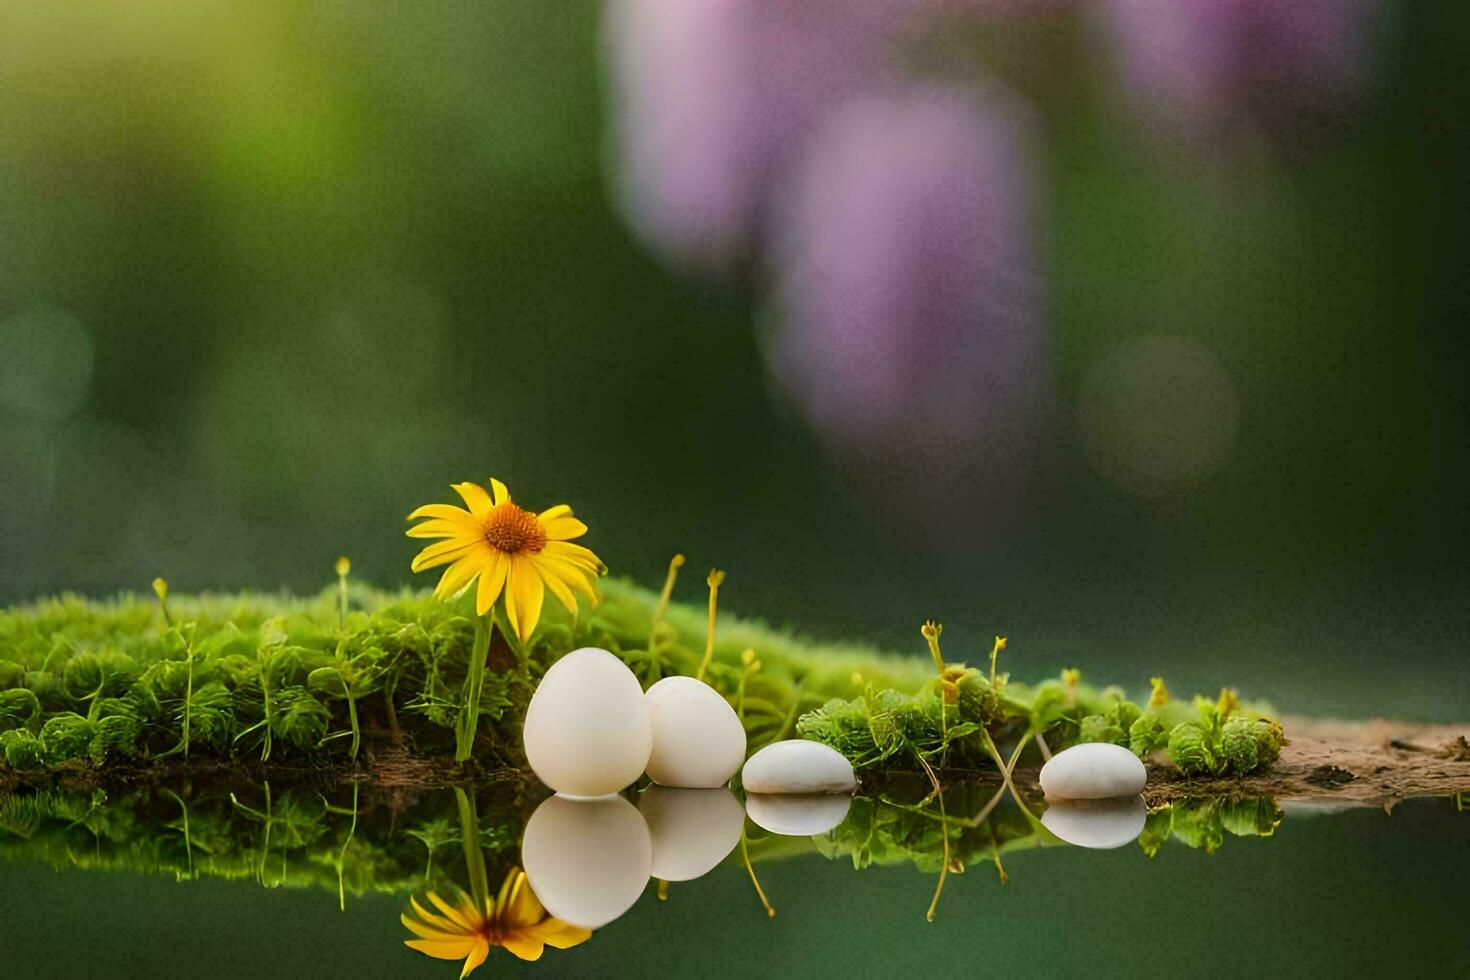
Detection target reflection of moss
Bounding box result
[0,778,541,899]
[808,786,1285,872]
[1140,796,1283,857]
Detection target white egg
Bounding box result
[521,793,652,929]
[1038,742,1148,800]
[1040,794,1148,849]
[640,786,745,881]
[523,647,652,797]
[644,676,747,788]
[744,792,852,837]
[741,739,855,794]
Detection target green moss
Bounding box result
[0,579,1284,781]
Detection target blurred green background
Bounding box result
[0,2,1464,719]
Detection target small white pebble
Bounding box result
[644,676,747,788]
[741,739,855,794]
[1038,742,1148,800]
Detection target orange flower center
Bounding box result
[483,504,546,554]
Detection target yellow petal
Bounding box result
[536,564,578,616]
[451,482,494,520]
[402,912,457,942]
[406,503,477,524]
[434,551,489,600]
[536,504,571,522]
[494,867,519,910]
[541,540,603,572]
[408,896,463,935]
[489,478,511,507]
[407,519,479,540]
[411,537,479,572]
[405,938,477,962]
[499,871,546,928]
[475,552,509,617]
[459,939,491,978]
[505,556,545,645]
[538,515,588,542]
[500,932,545,962]
[534,554,599,604]
[427,890,480,932]
[531,919,592,950]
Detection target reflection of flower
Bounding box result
[406,478,603,644]
[402,869,592,977]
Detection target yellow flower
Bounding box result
[406,478,603,644]
[402,870,591,977]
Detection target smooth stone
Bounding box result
[644,676,747,788]
[1041,794,1147,849]
[741,739,855,794]
[521,793,652,929]
[745,793,852,837]
[1038,742,1148,800]
[523,647,652,797]
[640,786,744,881]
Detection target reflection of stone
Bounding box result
[1040,794,1147,850]
[745,792,852,837]
[521,794,651,929]
[640,786,745,881]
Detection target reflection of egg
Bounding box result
[745,793,852,837]
[640,786,744,881]
[523,647,651,797]
[645,676,746,788]
[521,794,652,929]
[1040,794,1147,849]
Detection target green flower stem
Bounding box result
[345,687,360,761]
[455,613,493,763]
[454,787,490,911]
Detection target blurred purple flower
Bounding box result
[764,85,1057,529]
[1095,0,1380,135]
[602,0,915,270]
[602,0,999,271]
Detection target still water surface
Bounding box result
[1,779,1465,978]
